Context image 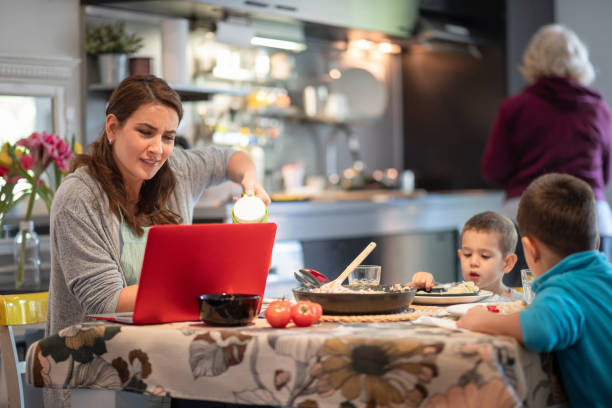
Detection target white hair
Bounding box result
[519,24,595,85]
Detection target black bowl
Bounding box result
[199,293,261,326]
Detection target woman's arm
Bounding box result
[227,151,270,205]
[116,285,139,312]
[50,177,126,318]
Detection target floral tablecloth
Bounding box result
[25,316,566,407]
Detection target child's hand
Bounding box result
[408,271,435,290]
[456,306,490,331]
[457,306,524,342]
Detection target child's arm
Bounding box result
[456,306,524,343]
[409,271,435,290]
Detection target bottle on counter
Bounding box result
[232,194,268,223]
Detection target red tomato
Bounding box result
[265,300,292,328]
[486,305,500,313]
[308,301,323,322]
[291,301,317,327]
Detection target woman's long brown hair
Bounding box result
[71,75,183,236]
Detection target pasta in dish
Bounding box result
[310,283,409,294]
[417,281,480,295]
[445,281,479,294]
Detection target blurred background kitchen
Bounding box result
[2,0,612,298]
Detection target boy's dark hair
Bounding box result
[461,211,518,255]
[517,173,598,257]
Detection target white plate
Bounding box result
[413,290,493,305]
[330,67,387,119]
[445,303,485,316]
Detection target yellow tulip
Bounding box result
[0,143,12,167]
[14,146,25,158]
[74,142,83,155]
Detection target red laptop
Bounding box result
[89,222,277,324]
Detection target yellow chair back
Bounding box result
[0,291,48,408]
[0,292,48,326]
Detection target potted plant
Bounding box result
[84,21,144,84]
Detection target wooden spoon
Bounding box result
[323,242,377,290]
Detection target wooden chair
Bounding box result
[0,292,48,408]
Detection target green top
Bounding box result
[119,219,150,286]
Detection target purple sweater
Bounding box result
[481,77,612,200]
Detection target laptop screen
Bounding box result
[132,222,277,324]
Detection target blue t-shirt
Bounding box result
[520,250,612,407]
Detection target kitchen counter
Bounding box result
[262,190,505,241]
[7,190,505,236]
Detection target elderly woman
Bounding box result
[481,24,612,236]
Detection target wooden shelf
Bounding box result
[88,83,247,101]
[253,109,368,126]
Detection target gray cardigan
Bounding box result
[46,146,234,335]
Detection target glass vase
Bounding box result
[14,220,41,289]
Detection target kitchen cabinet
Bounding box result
[82,0,418,38]
[209,0,418,37]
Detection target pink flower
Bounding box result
[0,165,8,178]
[6,176,21,183]
[19,155,34,171]
[16,131,74,174]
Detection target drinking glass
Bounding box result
[521,268,535,304]
[349,265,381,286]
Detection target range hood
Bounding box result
[411,0,504,57]
[413,18,484,58]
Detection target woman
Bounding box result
[481,24,612,235]
[47,75,270,336]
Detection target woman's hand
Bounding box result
[228,151,271,206]
[241,177,271,206]
[408,271,435,290]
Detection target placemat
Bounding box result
[319,305,443,323]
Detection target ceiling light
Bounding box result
[216,18,307,52]
[329,68,342,79]
[251,19,307,52]
[250,36,306,52]
[353,39,374,50]
[379,42,401,54]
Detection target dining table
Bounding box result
[24,305,567,407]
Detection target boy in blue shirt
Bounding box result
[458,173,612,407]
